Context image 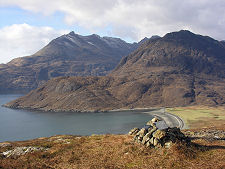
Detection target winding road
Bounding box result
[111,108,186,129]
[144,108,186,129]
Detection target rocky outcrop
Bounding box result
[1,147,47,158]
[184,129,225,141]
[129,118,190,148]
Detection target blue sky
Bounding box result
[0,7,64,29]
[0,0,225,64]
[0,6,122,38]
[0,6,92,36]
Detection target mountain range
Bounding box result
[0,31,149,93]
[5,30,225,111]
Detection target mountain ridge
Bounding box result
[0,32,148,93]
[5,30,225,111]
[112,30,225,78]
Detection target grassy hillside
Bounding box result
[1,127,225,169]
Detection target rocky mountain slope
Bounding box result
[5,30,225,111]
[0,32,146,93]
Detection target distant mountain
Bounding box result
[6,30,225,111]
[221,41,225,47]
[0,32,148,93]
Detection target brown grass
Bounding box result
[1,130,225,169]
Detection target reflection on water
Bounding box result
[0,95,153,142]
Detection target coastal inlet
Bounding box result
[0,95,154,142]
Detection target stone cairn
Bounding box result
[129,117,190,148]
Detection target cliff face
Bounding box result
[5,30,225,111]
[0,32,143,93]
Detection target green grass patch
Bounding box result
[166,106,225,128]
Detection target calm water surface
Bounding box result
[0,95,153,142]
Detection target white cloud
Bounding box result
[1,0,225,41]
[0,24,69,64]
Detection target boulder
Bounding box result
[148,126,157,135]
[136,128,147,138]
[128,128,140,135]
[164,141,173,148]
[146,117,159,126]
[146,141,151,147]
[149,137,154,145]
[152,130,166,139]
[142,132,151,144]
[153,138,160,147]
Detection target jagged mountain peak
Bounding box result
[138,37,149,45]
[150,35,161,40]
[68,31,76,36]
[90,34,101,38]
[0,32,141,93]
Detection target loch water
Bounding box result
[0,94,153,142]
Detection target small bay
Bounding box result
[0,94,153,142]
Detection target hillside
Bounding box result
[5,30,225,111]
[0,32,145,93]
[0,126,225,169]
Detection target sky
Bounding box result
[0,0,225,64]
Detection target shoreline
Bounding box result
[2,105,161,114]
[2,104,187,143]
[3,105,186,129]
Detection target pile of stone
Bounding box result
[129,117,190,148]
